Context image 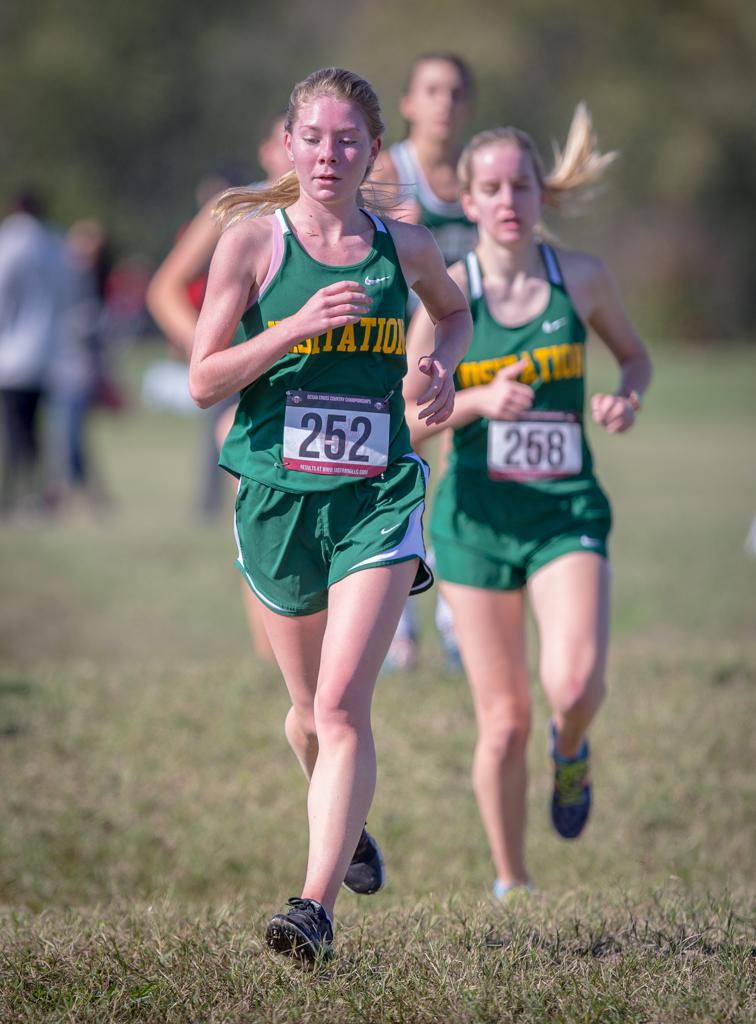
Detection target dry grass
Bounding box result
[1,341,754,1021]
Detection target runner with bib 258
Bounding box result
[403,105,652,899]
[189,67,471,961]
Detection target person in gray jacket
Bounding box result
[0,191,71,516]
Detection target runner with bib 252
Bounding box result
[403,105,652,900]
[189,67,471,962]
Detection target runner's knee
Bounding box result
[544,665,605,717]
[285,703,316,742]
[477,703,532,762]
[314,688,371,741]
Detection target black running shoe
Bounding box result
[343,827,386,895]
[265,898,333,963]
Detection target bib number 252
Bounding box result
[283,390,390,477]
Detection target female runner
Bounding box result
[189,67,471,959]
[147,114,289,659]
[404,105,652,897]
[372,51,477,265]
[372,51,477,670]
[148,113,289,360]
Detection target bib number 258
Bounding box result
[487,413,582,481]
[283,390,390,477]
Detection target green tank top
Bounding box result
[450,245,597,495]
[390,141,477,266]
[219,208,412,492]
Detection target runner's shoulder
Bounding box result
[551,246,607,288]
[551,246,620,318]
[213,214,276,276]
[379,217,436,255]
[219,212,276,247]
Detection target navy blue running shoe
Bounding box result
[343,827,385,894]
[549,721,592,839]
[265,898,333,962]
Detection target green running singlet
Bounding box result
[220,208,413,493]
[450,244,599,495]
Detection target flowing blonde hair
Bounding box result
[457,103,617,235]
[214,68,386,228]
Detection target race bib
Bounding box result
[283,390,390,477]
[487,412,582,481]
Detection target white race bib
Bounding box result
[283,390,390,478]
[487,412,582,481]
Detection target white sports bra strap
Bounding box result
[389,141,416,186]
[363,209,387,233]
[255,211,285,302]
[466,251,483,300]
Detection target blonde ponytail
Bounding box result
[543,102,617,211]
[213,171,300,229]
[458,103,618,220]
[213,171,399,229]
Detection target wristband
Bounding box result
[627,389,643,412]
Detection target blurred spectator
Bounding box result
[0,191,71,517]
[104,256,151,340]
[46,218,118,514]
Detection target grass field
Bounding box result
[1,340,754,1022]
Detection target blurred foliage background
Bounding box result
[1,0,755,340]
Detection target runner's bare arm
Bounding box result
[563,251,652,434]
[190,220,372,408]
[404,260,474,440]
[391,222,472,427]
[146,196,221,358]
[403,258,532,444]
[407,314,532,443]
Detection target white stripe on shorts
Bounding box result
[348,454,429,574]
[233,484,289,614]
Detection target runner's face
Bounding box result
[462,143,543,244]
[400,60,471,142]
[286,97,381,204]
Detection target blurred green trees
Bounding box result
[1,0,754,338]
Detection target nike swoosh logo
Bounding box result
[580,535,601,548]
[542,317,567,334]
[365,275,390,286]
[380,523,403,536]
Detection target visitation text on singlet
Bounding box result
[450,244,599,496]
